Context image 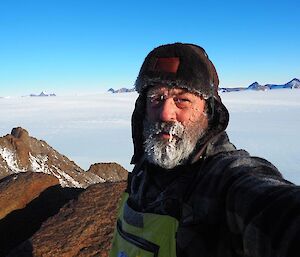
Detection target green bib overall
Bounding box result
[109,193,179,257]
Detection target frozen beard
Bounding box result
[143,117,208,169]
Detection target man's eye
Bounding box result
[174,97,189,103]
[149,95,164,106]
[174,97,191,108]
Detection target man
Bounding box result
[110,43,300,257]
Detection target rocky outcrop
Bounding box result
[0,172,83,256]
[0,172,59,220]
[8,181,126,257]
[0,127,104,188]
[87,162,128,182]
[0,127,129,256]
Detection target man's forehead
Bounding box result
[147,85,198,96]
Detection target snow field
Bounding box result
[0,89,299,183]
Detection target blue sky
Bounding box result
[0,0,299,96]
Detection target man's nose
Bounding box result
[159,98,177,122]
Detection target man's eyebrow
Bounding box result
[173,91,197,98]
[147,88,165,95]
[176,91,190,96]
[147,88,195,97]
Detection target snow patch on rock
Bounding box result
[29,153,51,174]
[53,166,83,188]
[0,147,26,173]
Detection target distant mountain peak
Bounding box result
[246,81,269,91]
[30,92,56,97]
[220,78,300,92]
[108,87,135,93]
[248,81,260,87]
[285,78,300,88]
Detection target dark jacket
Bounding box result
[126,132,300,257]
[124,81,300,256]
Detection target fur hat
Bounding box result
[135,43,220,101]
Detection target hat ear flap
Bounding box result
[131,94,147,164]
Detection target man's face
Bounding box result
[143,86,209,169]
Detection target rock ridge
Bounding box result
[0,127,129,256]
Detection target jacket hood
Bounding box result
[131,43,230,164]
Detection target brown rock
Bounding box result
[0,173,83,256]
[87,162,128,182]
[11,127,30,140]
[8,127,30,168]
[0,172,59,220]
[9,181,127,257]
[0,127,104,188]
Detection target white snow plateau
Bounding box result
[0,89,299,183]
